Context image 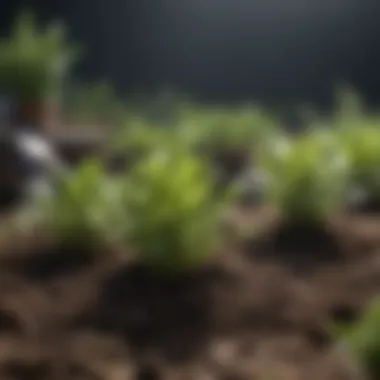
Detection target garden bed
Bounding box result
[0,207,378,380]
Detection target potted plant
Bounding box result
[0,11,80,131]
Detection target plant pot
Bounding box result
[12,99,61,132]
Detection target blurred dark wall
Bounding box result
[1,0,380,109]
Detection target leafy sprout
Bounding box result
[122,147,226,272]
[258,131,351,225]
[335,298,380,378]
[42,159,126,249]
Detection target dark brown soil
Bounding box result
[203,148,250,185]
[213,148,249,177]
[348,197,380,215]
[0,207,379,379]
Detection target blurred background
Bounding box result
[1,0,380,113]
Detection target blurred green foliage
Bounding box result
[121,146,226,272]
[258,130,351,225]
[335,298,380,379]
[64,81,128,127]
[42,159,126,249]
[0,11,80,102]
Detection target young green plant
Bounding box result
[335,297,380,379]
[42,159,126,249]
[338,123,380,204]
[258,131,351,226]
[176,103,278,152]
[122,145,227,273]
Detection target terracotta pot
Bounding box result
[12,99,61,132]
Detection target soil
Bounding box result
[0,206,379,380]
[212,149,250,184]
